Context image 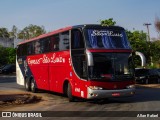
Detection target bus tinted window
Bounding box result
[71,30,84,49]
[28,42,35,55]
[17,44,27,56]
[34,40,41,54]
[39,37,50,53]
[18,30,70,56]
[50,34,59,51]
[22,44,27,56]
[59,31,69,50]
[17,46,22,56]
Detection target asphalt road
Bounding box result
[0,75,16,83]
[0,75,160,120]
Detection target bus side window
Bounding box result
[22,44,27,56]
[44,37,50,53]
[59,31,69,50]
[71,30,84,49]
[17,46,21,56]
[27,42,35,55]
[34,40,41,54]
[40,39,45,53]
[50,35,59,51]
[17,44,28,56]
[40,37,50,53]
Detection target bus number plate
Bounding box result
[112,93,120,97]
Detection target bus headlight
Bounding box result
[126,85,135,89]
[89,86,103,90]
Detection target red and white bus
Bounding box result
[16,25,135,101]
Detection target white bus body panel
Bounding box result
[16,56,25,86]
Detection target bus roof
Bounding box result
[18,26,72,45]
[18,24,124,45]
[73,24,124,30]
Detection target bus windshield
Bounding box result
[88,53,134,81]
[85,29,131,49]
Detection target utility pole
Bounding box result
[143,23,151,41]
[143,23,153,66]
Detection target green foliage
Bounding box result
[126,29,160,68]
[127,29,159,68]
[151,40,160,64]
[18,24,46,39]
[0,28,10,38]
[0,45,16,66]
[126,30,151,67]
[0,24,46,39]
[126,30,147,52]
[100,18,116,26]
[9,25,18,39]
[5,47,16,64]
[0,45,7,65]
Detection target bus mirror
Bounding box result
[86,50,94,66]
[135,51,146,67]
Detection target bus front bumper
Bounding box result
[87,87,135,99]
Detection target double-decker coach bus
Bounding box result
[16,24,135,101]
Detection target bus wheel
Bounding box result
[145,79,149,84]
[157,78,160,84]
[67,83,74,102]
[25,78,31,91]
[31,79,37,93]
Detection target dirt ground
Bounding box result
[0,90,42,110]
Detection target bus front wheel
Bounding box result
[67,83,74,102]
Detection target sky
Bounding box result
[0,0,160,38]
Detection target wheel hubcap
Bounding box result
[31,82,34,90]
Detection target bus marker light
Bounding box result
[89,86,103,90]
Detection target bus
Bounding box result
[16,24,135,101]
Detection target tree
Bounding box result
[9,25,18,39]
[18,24,46,39]
[151,40,160,67]
[100,18,116,26]
[0,28,10,38]
[5,47,16,64]
[0,45,16,66]
[0,45,7,66]
[126,30,149,67]
[126,30,147,51]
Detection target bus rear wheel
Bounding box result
[145,79,149,84]
[25,78,31,91]
[157,78,160,84]
[31,79,37,93]
[67,83,74,102]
